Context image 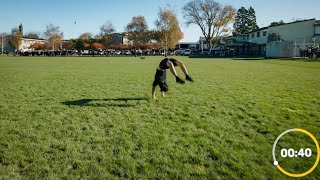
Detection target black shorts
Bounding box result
[152,69,168,92]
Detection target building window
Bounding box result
[257,32,260,37]
[263,31,267,36]
[252,33,254,38]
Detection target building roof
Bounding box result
[178,42,199,44]
[248,27,268,33]
[22,37,47,41]
[247,18,316,34]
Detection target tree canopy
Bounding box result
[183,0,236,49]
[233,6,259,35]
[100,21,116,47]
[126,16,149,46]
[10,28,22,51]
[25,32,40,39]
[44,24,63,50]
[155,8,183,51]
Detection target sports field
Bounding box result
[0,56,319,179]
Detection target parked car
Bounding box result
[210,47,227,56]
[183,49,192,56]
[123,50,132,55]
[166,51,175,56]
[82,50,90,55]
[114,50,121,55]
[175,49,184,55]
[199,50,210,55]
[143,50,152,55]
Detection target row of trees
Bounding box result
[10,6,183,54]
[5,0,263,53]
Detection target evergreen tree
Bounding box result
[233,7,249,35]
[247,7,259,31]
[233,6,259,35]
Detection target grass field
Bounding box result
[0,56,319,179]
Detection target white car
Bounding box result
[183,49,191,56]
[114,50,121,55]
[82,50,89,55]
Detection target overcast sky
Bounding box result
[1,0,319,42]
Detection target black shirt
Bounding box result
[159,58,178,69]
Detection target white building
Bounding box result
[198,18,320,57]
[0,36,48,52]
[19,38,47,51]
[0,24,48,52]
[247,18,320,57]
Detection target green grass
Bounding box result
[0,56,319,179]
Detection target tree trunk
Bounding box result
[206,37,212,50]
[134,47,137,57]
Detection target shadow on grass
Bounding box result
[62,97,149,107]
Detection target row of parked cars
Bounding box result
[176,49,192,56]
[81,49,158,56]
[1,49,196,56]
[0,51,9,55]
[80,49,194,56]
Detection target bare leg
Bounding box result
[152,86,157,99]
[166,61,186,84]
[175,60,189,76]
[161,91,165,97]
[166,61,178,77]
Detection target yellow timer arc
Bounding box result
[272,128,320,177]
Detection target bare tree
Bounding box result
[100,21,116,48]
[100,21,115,36]
[44,24,63,50]
[183,0,236,49]
[25,32,41,39]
